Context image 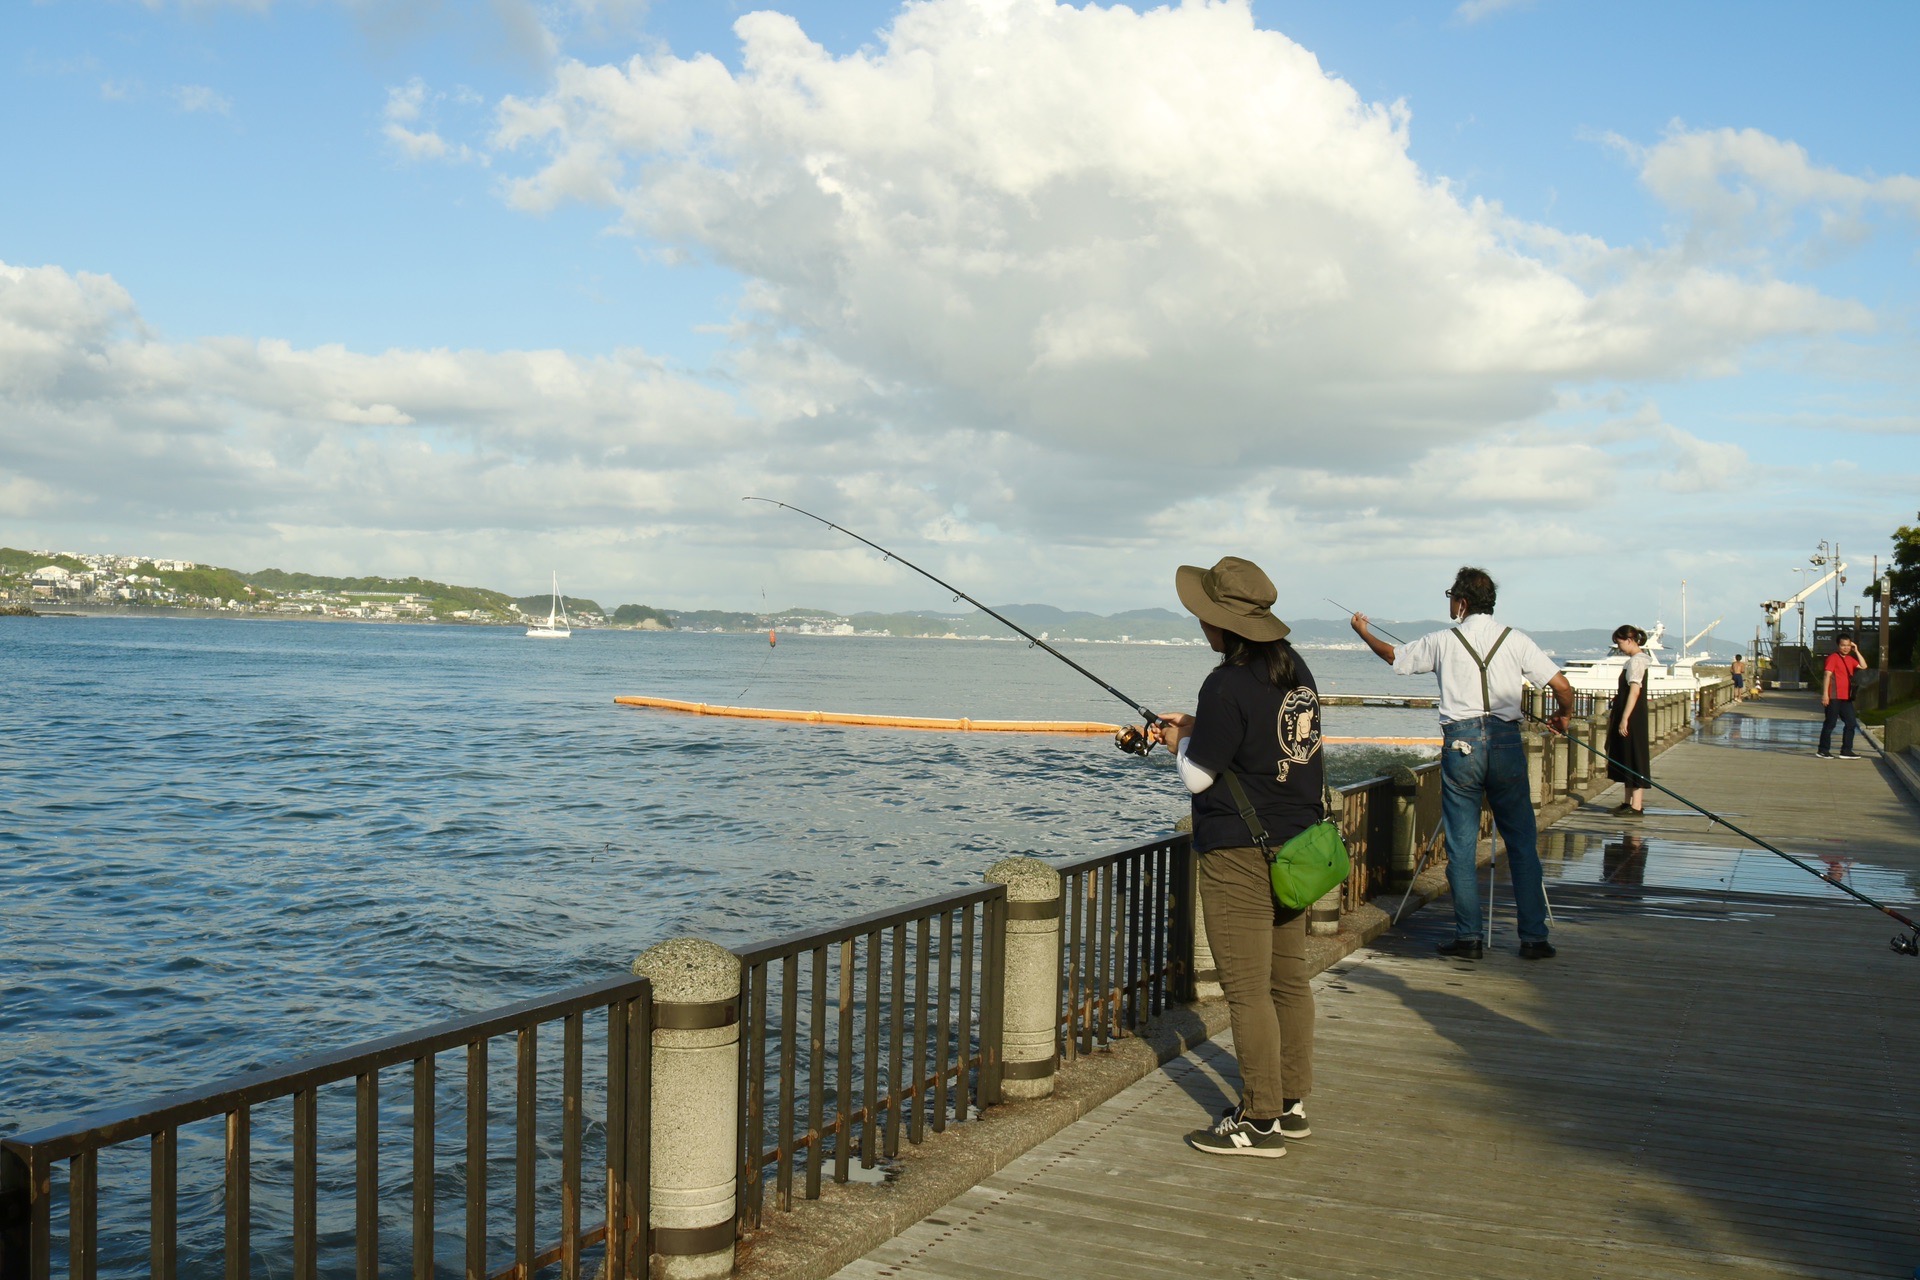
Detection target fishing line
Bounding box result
[744,497,1166,754]
[736,585,777,702]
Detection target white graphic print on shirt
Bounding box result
[1275,686,1322,782]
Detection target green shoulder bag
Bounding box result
[1219,770,1351,910]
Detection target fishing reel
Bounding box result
[1115,723,1156,757]
[1893,932,1919,958]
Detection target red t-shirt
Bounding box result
[1824,651,1861,700]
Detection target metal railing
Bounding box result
[1056,835,1191,1064]
[732,887,1007,1230]
[1333,776,1400,908]
[1,977,654,1280]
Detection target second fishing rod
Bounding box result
[745,497,1167,755]
[1333,599,1920,957]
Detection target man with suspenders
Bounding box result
[1350,567,1575,960]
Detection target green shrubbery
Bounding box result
[612,604,674,627]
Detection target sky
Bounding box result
[2,0,1917,633]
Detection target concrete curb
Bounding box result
[1861,725,1920,807]
[732,884,1444,1280]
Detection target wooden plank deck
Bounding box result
[834,694,1920,1279]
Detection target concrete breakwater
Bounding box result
[1,684,1730,1278]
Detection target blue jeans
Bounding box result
[1440,717,1549,943]
[1818,699,1858,755]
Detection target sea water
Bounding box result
[0,616,1436,1131]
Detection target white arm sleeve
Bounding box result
[1176,737,1216,795]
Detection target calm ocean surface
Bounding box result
[0,615,1437,1134]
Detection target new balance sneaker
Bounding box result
[1837,752,1865,760]
[1223,1097,1312,1140]
[1186,1111,1287,1158]
[1814,751,1834,759]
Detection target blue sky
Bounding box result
[2,0,1916,632]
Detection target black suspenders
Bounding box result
[1449,626,1512,713]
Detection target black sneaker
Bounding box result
[1814,751,1834,759]
[1436,937,1484,960]
[1186,1111,1286,1158]
[1837,752,1864,760]
[1518,939,1557,960]
[1278,1099,1311,1139]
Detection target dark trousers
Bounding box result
[1819,698,1859,755]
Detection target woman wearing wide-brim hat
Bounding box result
[1151,555,1324,1158]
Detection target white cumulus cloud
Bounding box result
[173,84,233,115]
[490,0,1869,474]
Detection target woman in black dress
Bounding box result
[1606,624,1651,816]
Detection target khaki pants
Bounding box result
[1197,845,1313,1117]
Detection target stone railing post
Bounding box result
[1309,886,1342,936]
[1391,770,1419,884]
[1568,717,1591,789]
[984,856,1063,1101]
[1188,867,1224,1002]
[633,938,742,1280]
[1587,715,1607,785]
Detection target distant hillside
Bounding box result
[152,563,261,603]
[245,569,514,616]
[667,607,835,631]
[841,604,1197,641]
[1282,616,1748,659]
[612,604,674,627]
[0,548,86,574]
[511,594,605,618]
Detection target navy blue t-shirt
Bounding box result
[1185,657,1325,854]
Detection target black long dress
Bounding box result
[1606,656,1651,784]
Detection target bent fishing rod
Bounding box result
[1333,599,1920,957]
[745,497,1166,755]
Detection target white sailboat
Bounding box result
[526,573,572,640]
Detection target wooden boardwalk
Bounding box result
[835,695,1920,1279]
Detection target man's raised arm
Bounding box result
[1350,613,1395,665]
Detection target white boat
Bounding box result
[1559,621,1721,697]
[526,573,572,639]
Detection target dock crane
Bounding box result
[1760,560,1847,651]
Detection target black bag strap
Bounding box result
[1219,769,1339,864]
[1219,770,1272,858]
[1449,626,1512,713]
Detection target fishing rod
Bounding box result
[744,497,1166,755]
[1335,596,1919,955]
[1526,706,1920,958]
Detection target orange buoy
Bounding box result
[768,630,777,647]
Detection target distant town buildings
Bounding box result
[0,548,595,626]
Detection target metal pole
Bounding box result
[1880,565,1893,712]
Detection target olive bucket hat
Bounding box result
[1175,556,1291,643]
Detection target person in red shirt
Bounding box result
[1817,633,1865,760]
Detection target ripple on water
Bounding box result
[2,620,1447,1144]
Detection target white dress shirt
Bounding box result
[1392,613,1562,725]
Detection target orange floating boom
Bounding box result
[614,696,1437,746]
[615,695,1115,734]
